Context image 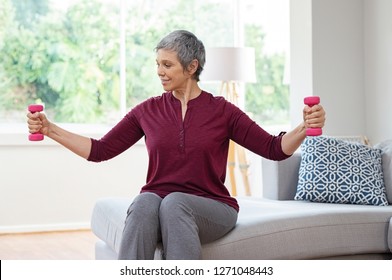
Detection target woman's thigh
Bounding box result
[160,192,238,243]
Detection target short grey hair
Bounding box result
[155,30,205,82]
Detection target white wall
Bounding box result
[290,0,366,136]
[291,0,392,144]
[289,0,313,126]
[364,0,392,144]
[0,125,147,233]
[312,0,366,136]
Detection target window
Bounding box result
[242,0,290,130]
[0,0,289,129]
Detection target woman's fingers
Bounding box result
[305,105,326,128]
[27,112,43,133]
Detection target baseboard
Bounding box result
[0,222,91,234]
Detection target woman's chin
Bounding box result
[162,85,171,91]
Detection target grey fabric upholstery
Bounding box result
[375,140,392,204]
[261,153,301,200]
[389,217,392,252]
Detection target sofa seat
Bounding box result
[91,196,392,260]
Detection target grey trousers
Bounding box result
[118,192,238,260]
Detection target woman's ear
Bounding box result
[187,59,199,76]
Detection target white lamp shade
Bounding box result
[201,47,256,83]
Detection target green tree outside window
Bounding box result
[0,0,288,126]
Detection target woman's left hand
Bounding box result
[303,104,326,130]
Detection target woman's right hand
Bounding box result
[27,110,92,159]
[27,111,50,137]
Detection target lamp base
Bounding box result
[221,81,251,196]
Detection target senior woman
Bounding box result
[27,30,326,259]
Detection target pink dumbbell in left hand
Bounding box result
[28,104,44,141]
[304,96,322,136]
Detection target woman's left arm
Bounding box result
[281,104,326,155]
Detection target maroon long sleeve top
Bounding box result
[88,91,290,211]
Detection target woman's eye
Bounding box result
[156,62,171,68]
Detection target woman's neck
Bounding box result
[173,80,201,106]
[172,80,201,120]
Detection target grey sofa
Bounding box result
[91,153,392,260]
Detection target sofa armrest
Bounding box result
[261,152,301,200]
[388,217,392,253]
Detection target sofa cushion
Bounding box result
[374,140,392,204]
[91,196,392,259]
[295,136,389,206]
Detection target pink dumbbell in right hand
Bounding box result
[304,96,322,136]
[28,104,44,141]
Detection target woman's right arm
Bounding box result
[27,112,92,159]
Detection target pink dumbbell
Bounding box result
[304,96,322,136]
[28,104,44,141]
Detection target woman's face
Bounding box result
[156,49,190,92]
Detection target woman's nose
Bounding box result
[157,65,164,76]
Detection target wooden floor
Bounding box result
[0,230,98,260]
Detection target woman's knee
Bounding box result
[126,192,162,221]
[159,192,192,218]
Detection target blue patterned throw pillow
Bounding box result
[295,136,389,206]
